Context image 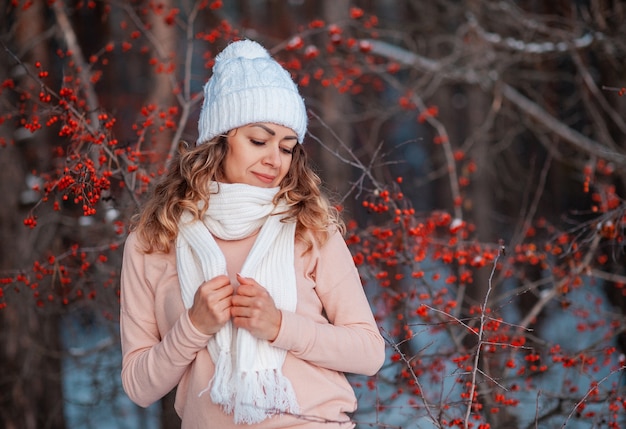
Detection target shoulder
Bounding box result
[124,230,155,256]
[322,227,351,256]
[123,231,174,263]
[123,231,142,256]
[122,232,177,294]
[297,225,348,257]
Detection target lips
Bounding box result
[252,172,276,184]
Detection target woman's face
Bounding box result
[222,123,298,188]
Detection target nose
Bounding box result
[262,145,281,168]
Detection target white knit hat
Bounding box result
[197,40,308,145]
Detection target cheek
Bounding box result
[226,146,245,166]
[280,159,294,179]
[222,152,244,182]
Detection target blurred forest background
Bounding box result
[1,0,626,428]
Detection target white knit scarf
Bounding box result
[176,182,299,424]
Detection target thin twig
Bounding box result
[463,244,503,428]
[382,328,441,428]
[561,365,626,428]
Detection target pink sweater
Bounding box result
[120,228,385,428]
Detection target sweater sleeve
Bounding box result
[120,233,211,407]
[271,230,385,376]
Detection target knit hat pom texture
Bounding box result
[197,40,307,144]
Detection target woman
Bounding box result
[120,39,385,428]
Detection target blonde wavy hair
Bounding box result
[131,135,343,254]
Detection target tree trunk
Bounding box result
[0,3,66,428]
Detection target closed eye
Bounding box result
[249,138,294,155]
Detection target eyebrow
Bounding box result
[252,124,298,141]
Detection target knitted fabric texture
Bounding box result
[197,40,307,144]
[176,182,299,424]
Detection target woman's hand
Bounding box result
[231,274,282,341]
[188,275,234,335]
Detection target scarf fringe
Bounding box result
[233,369,299,424]
[200,349,235,414]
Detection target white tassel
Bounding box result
[207,349,235,413]
[233,371,268,424]
[231,369,299,424]
[271,369,299,414]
